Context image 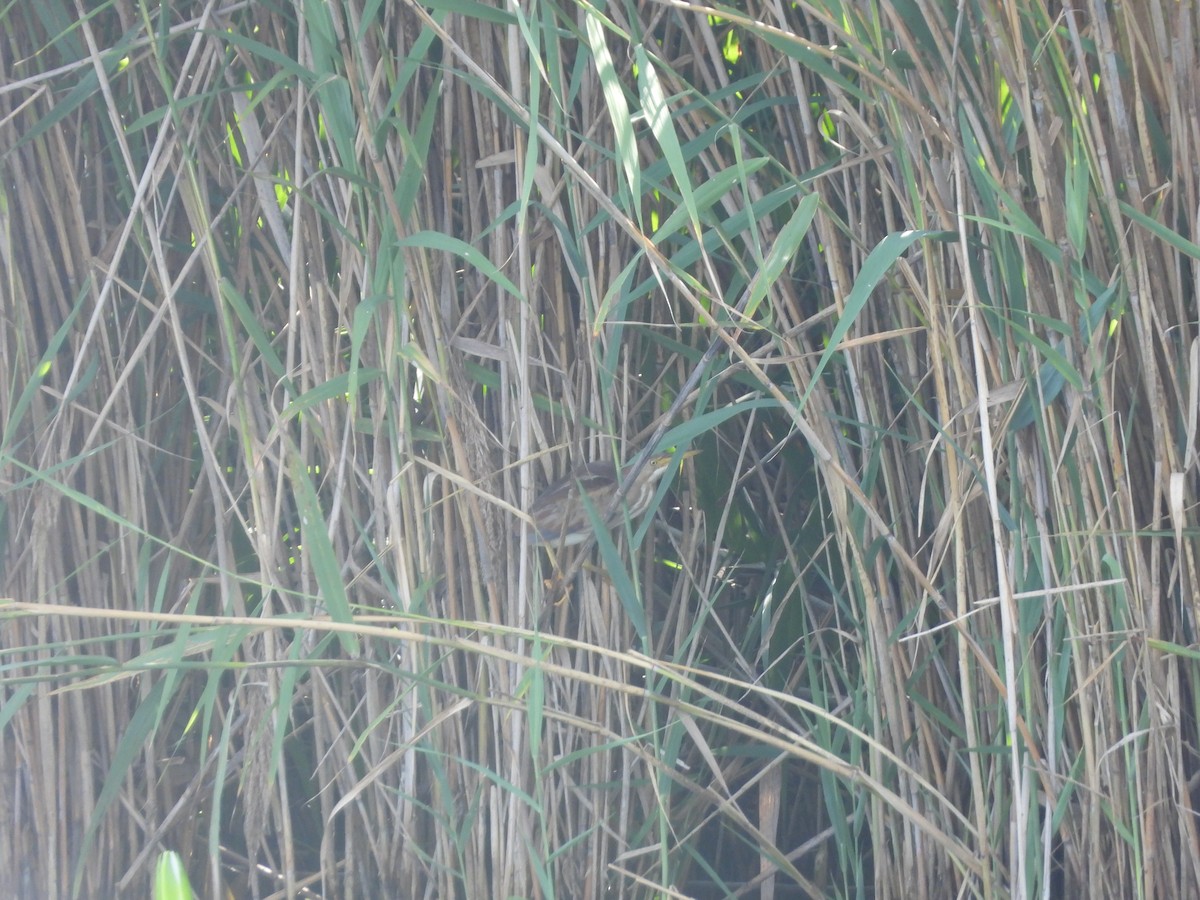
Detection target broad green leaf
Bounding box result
[636,45,697,234]
[584,9,639,217]
[803,230,932,408]
[743,193,819,321]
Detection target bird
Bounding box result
[524,449,699,548]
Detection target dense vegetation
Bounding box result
[2,1,1198,897]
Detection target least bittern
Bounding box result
[524,449,699,547]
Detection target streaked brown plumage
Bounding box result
[525,450,698,547]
